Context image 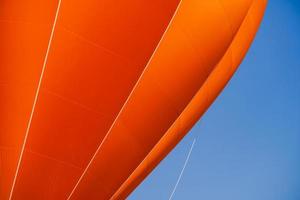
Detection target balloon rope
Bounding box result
[168,138,196,200]
[8,0,62,199]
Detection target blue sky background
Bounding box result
[129,0,300,199]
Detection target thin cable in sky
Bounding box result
[168,138,196,200]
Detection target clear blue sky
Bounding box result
[129,0,300,199]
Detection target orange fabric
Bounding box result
[0,0,266,199]
[111,0,268,199]
[69,0,266,199]
[1,0,179,199]
[0,1,59,199]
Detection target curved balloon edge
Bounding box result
[111,0,268,199]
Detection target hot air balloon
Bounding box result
[0,0,267,199]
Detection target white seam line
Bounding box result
[168,138,196,200]
[108,1,184,199]
[8,0,62,199]
[112,1,256,198]
[67,1,183,199]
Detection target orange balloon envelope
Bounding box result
[0,0,267,199]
